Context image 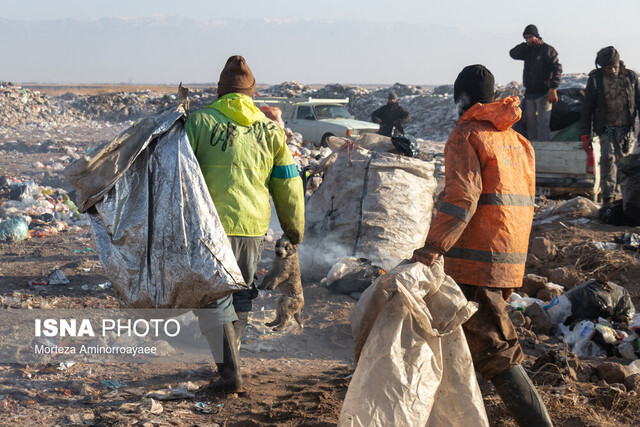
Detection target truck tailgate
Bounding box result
[532,140,587,175]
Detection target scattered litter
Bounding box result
[57,362,75,370]
[29,280,48,286]
[73,247,93,253]
[146,387,195,401]
[47,269,69,285]
[593,241,619,251]
[0,216,29,242]
[119,398,163,414]
[101,379,127,390]
[96,282,112,291]
[81,284,89,291]
[622,232,640,250]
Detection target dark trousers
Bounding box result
[459,284,525,379]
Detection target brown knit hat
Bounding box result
[217,55,256,98]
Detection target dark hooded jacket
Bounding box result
[510,42,562,96]
[371,103,410,136]
[580,64,640,135]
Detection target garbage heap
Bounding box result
[0,176,82,242]
[0,81,84,129]
[64,89,218,123]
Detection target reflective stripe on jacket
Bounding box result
[184,93,305,243]
[425,96,535,288]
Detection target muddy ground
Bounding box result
[1,113,640,426]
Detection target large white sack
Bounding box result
[301,141,436,279]
[339,261,488,427]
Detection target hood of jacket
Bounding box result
[208,93,266,126]
[458,96,522,131]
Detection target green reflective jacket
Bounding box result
[185,93,305,244]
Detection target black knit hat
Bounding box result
[217,55,256,98]
[596,46,620,68]
[523,24,540,39]
[454,65,495,111]
[388,92,398,100]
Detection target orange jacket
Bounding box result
[425,96,535,288]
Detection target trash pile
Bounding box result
[0,81,84,129]
[0,176,82,242]
[258,81,312,97]
[509,274,638,361]
[65,89,218,122]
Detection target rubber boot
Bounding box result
[490,364,553,427]
[233,311,249,350]
[208,322,243,393]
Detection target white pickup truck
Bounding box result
[532,137,601,201]
[256,97,379,146]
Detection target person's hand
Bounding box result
[581,134,593,152]
[374,118,382,124]
[547,88,558,104]
[410,246,441,266]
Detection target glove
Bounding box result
[581,134,593,151]
[547,88,558,104]
[410,245,442,266]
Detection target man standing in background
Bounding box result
[580,46,640,204]
[371,92,411,136]
[510,24,562,141]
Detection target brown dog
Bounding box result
[258,237,304,331]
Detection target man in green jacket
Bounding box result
[185,55,305,393]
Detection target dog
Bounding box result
[258,237,304,331]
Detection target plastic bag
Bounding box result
[565,279,635,323]
[572,338,606,358]
[0,216,29,242]
[65,106,246,308]
[544,295,572,324]
[390,134,420,157]
[339,261,488,426]
[565,320,595,345]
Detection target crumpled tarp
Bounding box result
[64,106,246,308]
[339,261,488,427]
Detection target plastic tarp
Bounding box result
[64,106,246,308]
[301,141,436,279]
[339,261,488,427]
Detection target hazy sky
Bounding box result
[2,0,640,85]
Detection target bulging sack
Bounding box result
[339,261,488,427]
[65,106,246,308]
[301,141,436,279]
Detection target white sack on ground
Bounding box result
[65,106,246,308]
[301,141,435,279]
[339,261,488,427]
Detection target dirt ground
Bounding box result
[1,111,640,426]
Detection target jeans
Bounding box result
[525,95,552,141]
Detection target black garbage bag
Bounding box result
[390,134,420,158]
[620,154,640,225]
[566,279,635,323]
[550,88,585,131]
[598,199,625,225]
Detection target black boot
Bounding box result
[491,364,553,427]
[208,322,243,393]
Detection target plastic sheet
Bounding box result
[65,106,246,308]
[339,261,488,426]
